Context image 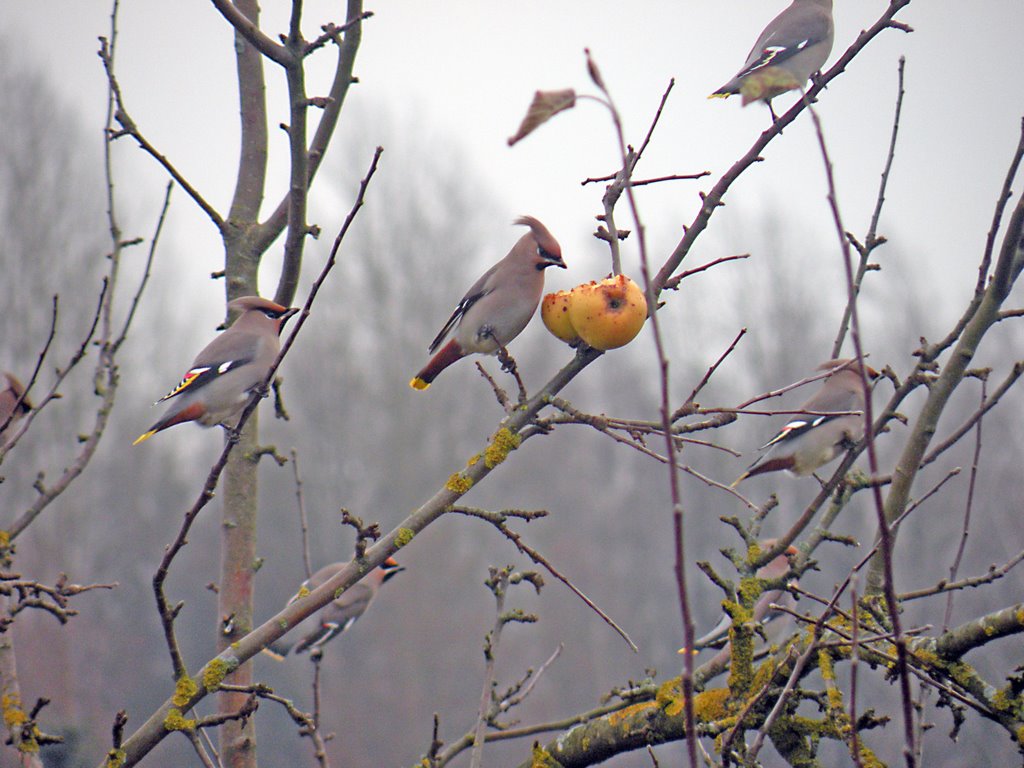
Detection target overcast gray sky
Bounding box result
[5,1,1024,323]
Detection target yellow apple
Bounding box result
[541,290,579,344]
[568,274,648,350]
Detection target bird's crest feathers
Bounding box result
[228,295,291,316]
[514,215,564,268]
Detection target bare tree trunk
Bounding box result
[0,591,44,768]
[217,0,268,764]
[218,416,261,767]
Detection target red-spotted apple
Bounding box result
[568,275,648,350]
[541,290,579,344]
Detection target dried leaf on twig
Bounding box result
[507,89,576,146]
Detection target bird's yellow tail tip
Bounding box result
[132,430,156,446]
[409,377,430,391]
[708,92,731,100]
[260,648,286,662]
[729,473,747,489]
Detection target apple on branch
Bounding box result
[566,274,648,350]
[541,289,580,344]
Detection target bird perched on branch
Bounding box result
[692,541,800,652]
[709,0,834,117]
[133,296,297,445]
[265,557,405,660]
[733,359,879,485]
[0,373,33,447]
[410,216,565,390]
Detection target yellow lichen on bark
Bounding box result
[530,742,563,767]
[485,427,521,468]
[693,687,730,721]
[163,708,196,731]
[655,676,685,716]
[606,701,657,728]
[396,527,415,547]
[203,658,230,691]
[445,472,473,494]
[171,674,198,708]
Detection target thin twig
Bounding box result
[899,548,1024,602]
[452,506,637,652]
[0,297,59,459]
[943,378,986,630]
[919,362,1023,470]
[183,729,217,768]
[831,56,905,357]
[848,575,863,768]
[99,38,225,231]
[682,328,746,407]
[663,255,749,291]
[977,117,1024,294]
[113,182,169,353]
[470,567,516,768]
[584,50,697,768]
[290,449,314,581]
[804,94,917,767]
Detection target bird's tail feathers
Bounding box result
[262,642,292,661]
[410,340,464,391]
[132,430,157,446]
[741,455,796,481]
[132,402,207,446]
[729,471,749,489]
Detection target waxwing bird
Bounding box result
[692,541,799,652]
[733,359,879,485]
[410,216,565,390]
[710,0,834,116]
[0,373,33,447]
[265,557,405,660]
[133,296,297,445]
